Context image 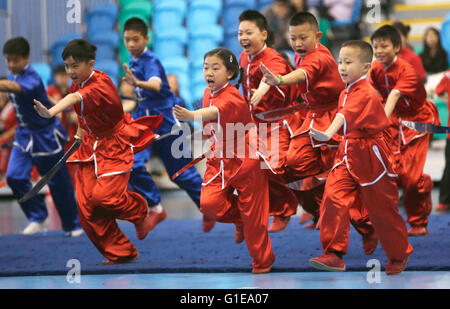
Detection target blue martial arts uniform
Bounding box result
[128,48,202,208]
[6,65,80,232]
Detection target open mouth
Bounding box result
[296,49,306,55]
[206,79,214,86]
[241,42,251,50]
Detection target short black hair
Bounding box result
[239,10,269,33]
[392,21,411,38]
[3,37,30,57]
[123,17,148,37]
[341,40,373,63]
[62,39,97,62]
[289,12,319,31]
[370,25,402,49]
[52,65,66,75]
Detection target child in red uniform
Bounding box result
[369,25,439,236]
[34,39,163,264]
[238,10,299,233]
[435,69,450,211]
[174,48,275,273]
[308,41,413,275]
[261,12,345,228]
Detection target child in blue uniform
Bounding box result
[122,18,214,232]
[0,37,82,236]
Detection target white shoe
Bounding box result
[22,221,46,235]
[65,228,84,237]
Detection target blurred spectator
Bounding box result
[322,0,355,22]
[420,27,449,75]
[263,0,296,51]
[46,66,78,183]
[393,21,427,82]
[290,0,308,12]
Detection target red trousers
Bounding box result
[284,133,338,218]
[319,164,413,261]
[261,122,298,217]
[200,158,275,269]
[395,134,433,227]
[75,163,148,262]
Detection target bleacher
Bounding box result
[16,0,450,135]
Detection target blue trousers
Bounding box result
[129,131,202,208]
[6,145,81,232]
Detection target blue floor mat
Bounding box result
[0,214,449,276]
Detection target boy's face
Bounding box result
[55,72,69,89]
[64,56,94,85]
[238,20,268,56]
[124,30,149,58]
[372,38,400,66]
[289,23,322,58]
[338,46,370,84]
[5,54,29,74]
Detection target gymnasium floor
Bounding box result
[0,188,449,290]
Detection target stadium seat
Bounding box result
[86,3,118,37]
[188,24,223,61]
[223,0,256,31]
[153,27,188,60]
[49,33,83,67]
[120,1,153,27]
[152,0,187,32]
[441,13,450,54]
[187,0,222,30]
[119,0,149,8]
[95,59,120,87]
[223,30,242,61]
[89,31,120,61]
[30,62,52,88]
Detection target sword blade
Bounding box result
[401,120,450,134]
[18,138,82,203]
[254,104,308,122]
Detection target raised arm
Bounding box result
[260,63,306,86]
[173,105,218,122]
[34,93,81,118]
[0,80,22,94]
[123,63,161,93]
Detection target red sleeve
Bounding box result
[391,63,420,97]
[297,55,323,93]
[436,71,450,97]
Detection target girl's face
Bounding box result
[238,20,268,56]
[203,55,233,92]
[425,30,439,49]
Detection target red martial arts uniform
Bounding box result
[319,76,413,262]
[240,45,298,218]
[369,57,439,228]
[200,83,275,270]
[285,43,345,218]
[66,70,162,262]
[0,102,17,176]
[398,47,426,82]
